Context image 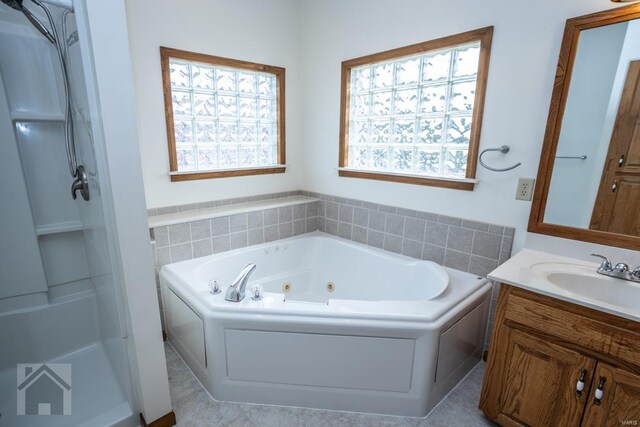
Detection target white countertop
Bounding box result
[489,249,640,322]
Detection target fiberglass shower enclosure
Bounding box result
[0,1,139,425]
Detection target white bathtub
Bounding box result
[160,232,491,417]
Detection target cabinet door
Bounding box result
[582,363,640,427]
[495,328,597,427]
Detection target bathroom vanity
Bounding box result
[479,4,640,424]
[479,250,640,426]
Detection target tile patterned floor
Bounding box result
[165,343,493,426]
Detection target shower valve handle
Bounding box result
[71,165,90,201]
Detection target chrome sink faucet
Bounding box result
[591,254,640,283]
[225,263,257,302]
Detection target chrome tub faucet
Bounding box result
[225,263,257,302]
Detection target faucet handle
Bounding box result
[250,284,263,301]
[632,266,640,279]
[614,263,629,273]
[590,254,612,271]
[208,279,221,294]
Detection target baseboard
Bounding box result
[140,411,176,427]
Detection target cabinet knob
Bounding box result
[612,180,618,192]
[593,377,606,405]
[576,369,587,397]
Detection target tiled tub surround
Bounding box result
[147,191,304,217]
[149,191,514,332]
[150,193,320,325]
[150,192,317,274]
[151,202,320,264]
[304,191,514,278]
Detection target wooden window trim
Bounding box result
[338,27,494,191]
[160,47,286,181]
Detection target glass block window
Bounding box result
[161,48,285,181]
[339,28,493,189]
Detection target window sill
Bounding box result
[337,168,477,191]
[169,165,286,182]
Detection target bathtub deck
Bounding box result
[166,342,492,426]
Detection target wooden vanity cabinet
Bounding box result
[583,363,640,426]
[479,284,640,426]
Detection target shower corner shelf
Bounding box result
[36,220,84,236]
[10,112,65,122]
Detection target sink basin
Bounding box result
[530,262,640,310]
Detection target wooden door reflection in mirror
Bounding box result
[591,60,640,235]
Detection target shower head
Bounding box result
[2,0,22,9]
[1,0,56,44]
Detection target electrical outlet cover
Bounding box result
[516,178,535,201]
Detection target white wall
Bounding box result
[125,0,303,209]
[297,0,633,252]
[544,23,627,228]
[127,0,638,255]
[526,232,640,266]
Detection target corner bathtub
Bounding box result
[160,232,491,417]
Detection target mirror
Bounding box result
[529,4,640,250]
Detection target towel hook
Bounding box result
[479,145,521,172]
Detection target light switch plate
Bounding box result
[516,178,535,201]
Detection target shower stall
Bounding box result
[0,1,171,425]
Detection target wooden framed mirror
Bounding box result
[529,3,640,250]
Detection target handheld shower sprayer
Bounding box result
[2,0,87,200]
[2,0,55,44]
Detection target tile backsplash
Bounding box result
[305,191,514,278]
[149,190,514,335]
[152,203,319,265]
